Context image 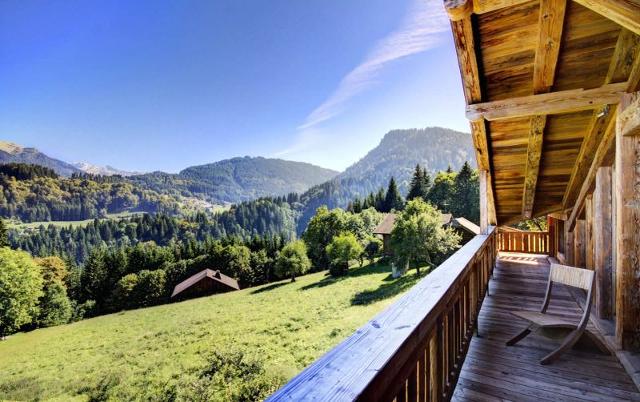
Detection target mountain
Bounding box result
[0,141,81,177]
[73,162,141,176]
[127,157,338,206]
[177,157,339,202]
[338,127,475,190]
[296,127,475,230]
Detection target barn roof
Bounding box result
[373,212,454,235]
[445,0,640,225]
[171,269,240,298]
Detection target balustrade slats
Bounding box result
[497,229,548,254]
[267,229,497,402]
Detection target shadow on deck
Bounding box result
[454,252,640,402]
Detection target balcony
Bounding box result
[268,229,640,401]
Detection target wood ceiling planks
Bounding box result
[446,0,640,224]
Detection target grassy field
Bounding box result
[0,262,426,401]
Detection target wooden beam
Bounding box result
[521,0,565,220]
[605,29,640,87]
[573,220,586,268]
[566,108,617,231]
[548,212,567,220]
[480,170,489,234]
[614,98,640,351]
[471,120,497,226]
[594,166,613,319]
[472,0,531,14]
[522,116,546,219]
[444,0,473,21]
[563,105,616,210]
[585,195,594,271]
[573,0,640,37]
[533,0,567,94]
[619,92,640,136]
[448,9,482,104]
[466,82,627,121]
[565,220,574,265]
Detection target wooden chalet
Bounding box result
[171,269,239,300]
[268,1,640,400]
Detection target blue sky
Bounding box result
[0,0,468,173]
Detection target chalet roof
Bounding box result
[373,213,396,235]
[445,0,640,225]
[451,217,481,235]
[171,269,240,298]
[373,212,454,235]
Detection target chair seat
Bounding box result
[511,310,577,328]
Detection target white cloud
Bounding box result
[298,0,449,131]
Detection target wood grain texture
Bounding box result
[566,106,617,231]
[522,116,546,218]
[466,82,627,121]
[594,166,613,319]
[619,92,640,136]
[453,253,640,402]
[533,0,567,94]
[615,93,640,351]
[445,0,473,21]
[573,0,640,36]
[563,105,616,209]
[472,0,533,14]
[585,195,594,271]
[573,220,586,268]
[450,16,482,104]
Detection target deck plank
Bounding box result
[453,252,640,402]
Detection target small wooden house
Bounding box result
[171,269,240,300]
[373,212,477,254]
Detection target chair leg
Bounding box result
[540,328,583,365]
[506,327,531,346]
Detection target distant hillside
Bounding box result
[73,162,141,177]
[338,127,475,192]
[129,157,338,205]
[0,141,81,177]
[296,128,475,230]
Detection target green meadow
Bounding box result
[0,262,426,401]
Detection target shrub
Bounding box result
[326,233,363,276]
[37,280,72,327]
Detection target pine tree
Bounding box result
[0,219,8,248]
[407,164,425,201]
[375,188,386,212]
[383,177,404,212]
[422,168,432,194]
[452,161,479,223]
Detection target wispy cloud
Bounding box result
[298,0,450,131]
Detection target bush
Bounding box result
[0,248,43,336]
[326,233,363,276]
[171,350,285,402]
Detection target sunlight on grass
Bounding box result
[0,262,427,401]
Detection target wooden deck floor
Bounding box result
[453,252,640,402]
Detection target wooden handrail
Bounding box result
[497,229,549,254]
[267,227,497,402]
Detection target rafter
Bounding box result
[533,0,566,94]
[522,116,546,219]
[522,0,566,219]
[466,82,627,121]
[566,107,617,231]
[573,0,640,37]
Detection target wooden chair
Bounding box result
[505,262,608,365]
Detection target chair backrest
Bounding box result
[549,263,594,290]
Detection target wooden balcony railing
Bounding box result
[267,227,497,402]
[496,229,549,254]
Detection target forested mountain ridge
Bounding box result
[175,156,339,203]
[295,128,475,229]
[0,141,81,177]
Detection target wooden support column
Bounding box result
[615,92,640,351]
[565,221,574,265]
[594,167,613,320]
[585,196,594,271]
[479,170,489,234]
[573,220,586,268]
[547,216,556,257]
